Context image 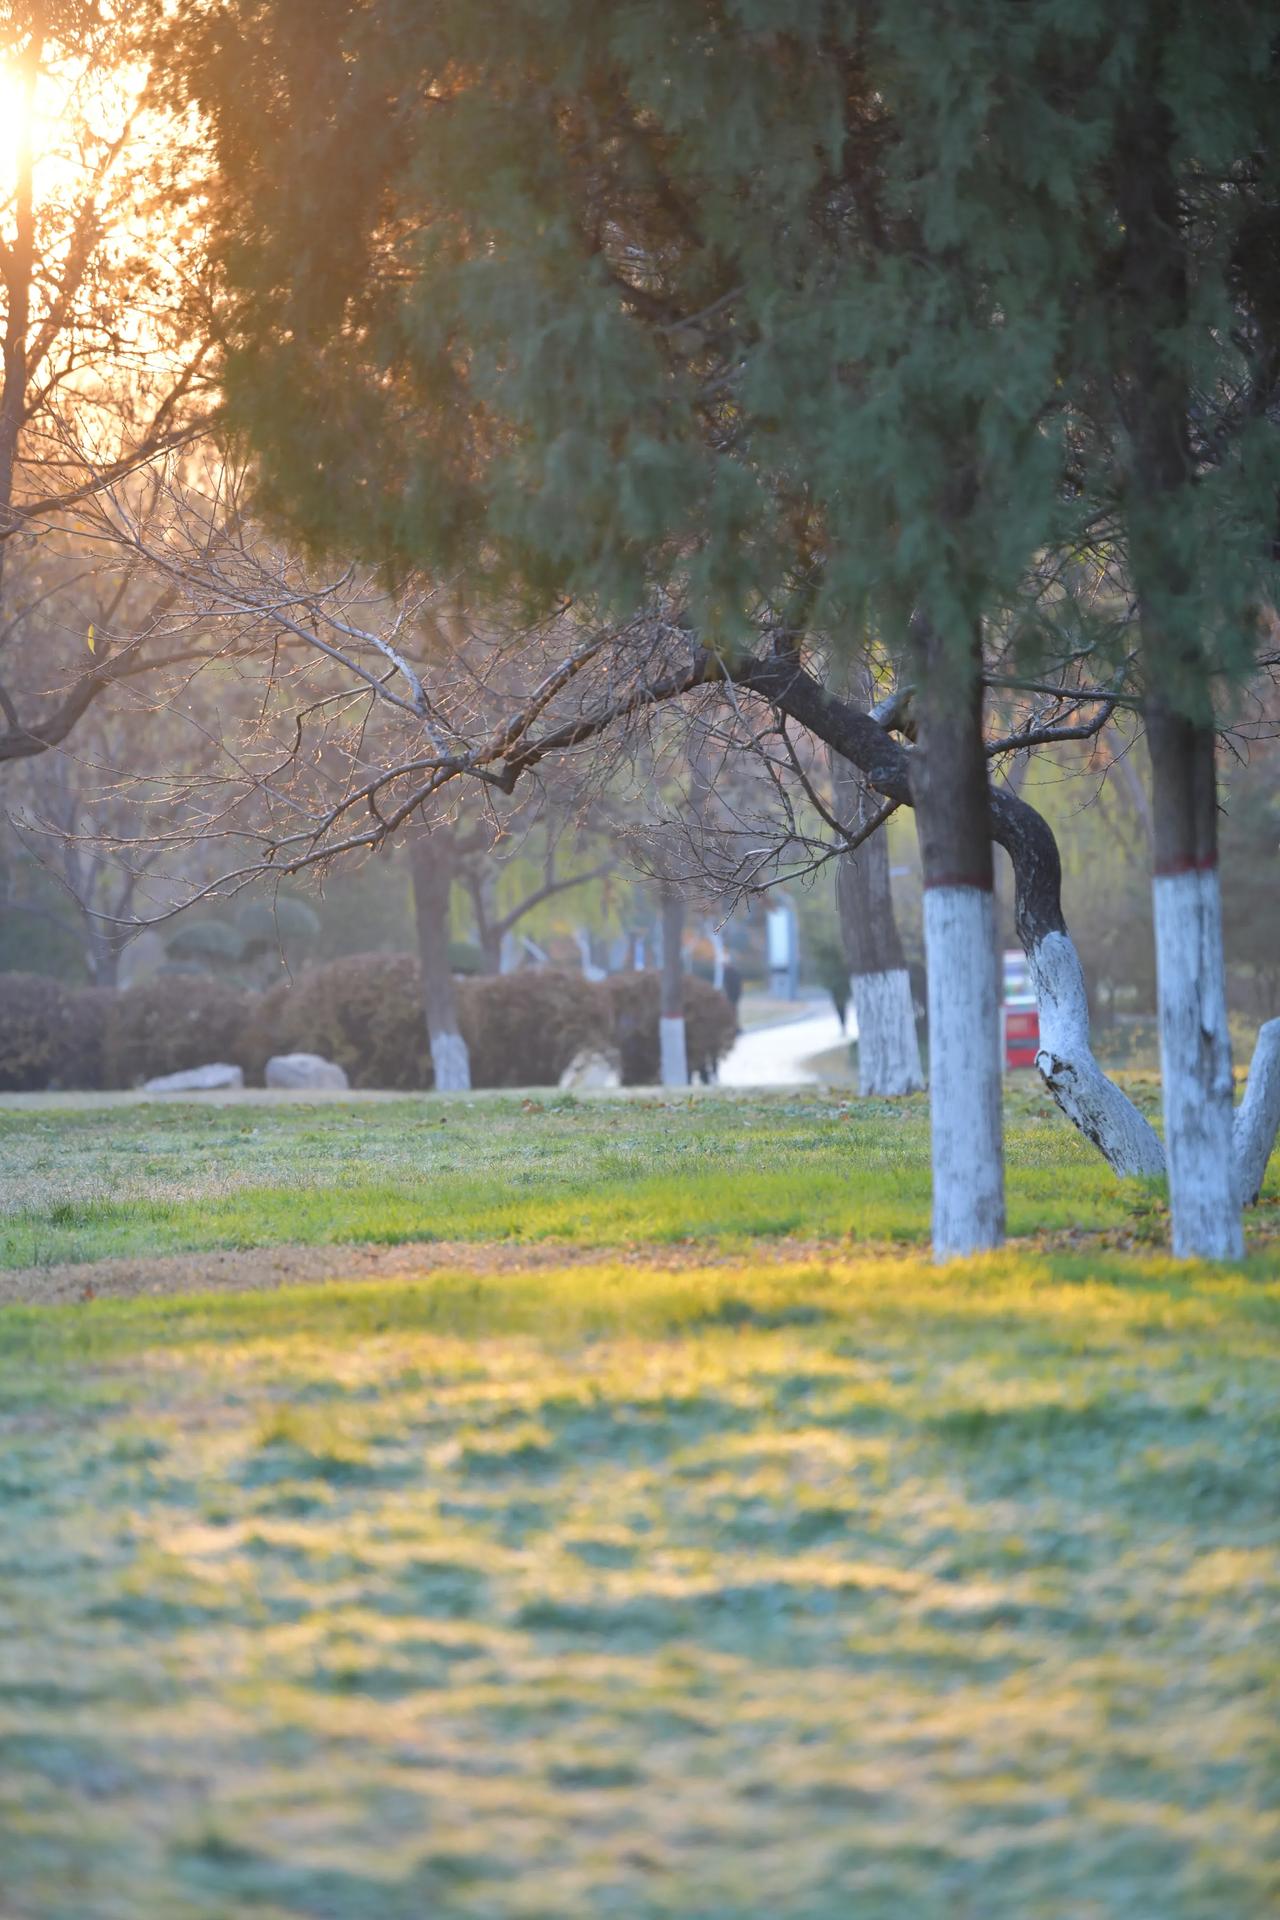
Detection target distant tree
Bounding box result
[0,1,215,767]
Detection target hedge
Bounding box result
[0,974,73,1091]
[0,958,738,1091]
[462,969,613,1088]
[103,974,251,1088]
[252,953,429,1090]
[606,973,739,1085]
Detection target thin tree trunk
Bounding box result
[659,885,688,1087]
[1146,706,1242,1256]
[409,828,471,1092]
[909,619,1004,1257]
[831,729,924,1098]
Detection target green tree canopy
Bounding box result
[167,0,1119,664]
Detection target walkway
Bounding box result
[719,999,850,1087]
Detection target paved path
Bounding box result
[719,1002,850,1087]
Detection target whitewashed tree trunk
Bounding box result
[659,1016,689,1088]
[741,656,1279,1246]
[1027,931,1166,1177]
[923,886,1005,1256]
[908,616,1005,1259]
[430,1030,472,1093]
[1235,1018,1280,1208]
[830,680,924,1099]
[1152,867,1242,1257]
[851,968,923,1098]
[1023,923,1278,1211]
[659,886,688,1088]
[409,826,472,1094]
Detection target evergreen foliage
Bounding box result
[165,3,1279,707]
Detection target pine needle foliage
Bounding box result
[165,2,1280,700]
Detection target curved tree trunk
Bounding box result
[830,709,924,1099]
[908,620,1004,1258]
[743,656,1278,1219]
[659,885,688,1087]
[409,827,471,1092]
[1235,1019,1280,1208]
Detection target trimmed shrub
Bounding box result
[0,973,72,1090]
[252,957,612,1090]
[61,987,115,1091]
[606,974,738,1085]
[160,954,736,1093]
[261,953,428,1090]
[458,969,612,1088]
[164,920,246,968]
[103,974,252,1088]
[239,976,301,1080]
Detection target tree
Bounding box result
[71,471,1280,1219]
[168,1,1110,1254]
[1058,14,1280,1256]
[0,1,214,767]
[98,3,1280,1252]
[832,675,924,1097]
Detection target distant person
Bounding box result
[814,949,852,1033]
[721,961,742,1018]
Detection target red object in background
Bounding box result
[1004,1007,1040,1071]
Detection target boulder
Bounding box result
[265,1051,350,1091]
[142,1062,245,1093]
[558,1047,622,1091]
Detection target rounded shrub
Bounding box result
[458,969,612,1088]
[266,953,429,1089]
[103,974,252,1087]
[61,986,116,1090]
[606,974,738,1085]
[0,973,72,1090]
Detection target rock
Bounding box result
[265,1052,350,1091]
[558,1047,622,1091]
[142,1062,245,1093]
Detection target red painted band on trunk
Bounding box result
[922,873,995,893]
[1152,854,1219,878]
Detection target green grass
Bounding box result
[1,1253,1278,1916]
[0,1084,1205,1270]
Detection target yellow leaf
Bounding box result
[86,623,95,654]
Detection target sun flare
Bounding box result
[0,64,26,197]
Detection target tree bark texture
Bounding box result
[659,886,688,1087]
[830,735,923,1098]
[741,654,1277,1215]
[1146,707,1242,1257]
[908,620,1004,1258]
[409,827,471,1093]
[1113,75,1243,1258]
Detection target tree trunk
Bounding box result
[1112,82,1243,1258]
[659,886,688,1087]
[744,654,1278,1227]
[909,620,1004,1257]
[831,730,924,1098]
[1235,1019,1280,1208]
[409,828,471,1092]
[1146,706,1242,1257]
[83,915,121,990]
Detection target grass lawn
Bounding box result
[1,1253,1278,1917]
[1,1093,1277,1915]
[0,1082,1246,1273]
